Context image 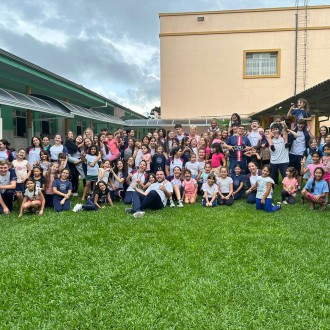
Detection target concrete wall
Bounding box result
[159,6,330,119]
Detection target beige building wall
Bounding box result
[159,6,330,119]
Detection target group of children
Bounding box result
[1,116,329,218]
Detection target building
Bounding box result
[159,5,330,120]
[0,49,146,150]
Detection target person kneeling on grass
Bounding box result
[252,164,281,213]
[125,170,173,218]
[73,180,113,212]
[18,177,45,218]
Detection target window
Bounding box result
[13,109,27,137]
[76,121,83,136]
[243,49,280,78]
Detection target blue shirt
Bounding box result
[304,179,329,195]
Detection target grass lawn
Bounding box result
[0,193,329,329]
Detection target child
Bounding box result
[217,166,234,206]
[144,173,157,190]
[281,167,299,204]
[254,164,281,212]
[184,153,203,179]
[52,168,72,212]
[12,148,31,205]
[109,159,126,200]
[141,144,152,172]
[58,153,68,172]
[245,146,262,169]
[31,166,45,192]
[151,145,167,174]
[245,161,262,204]
[182,169,198,204]
[81,146,99,200]
[301,150,325,180]
[49,134,68,162]
[322,143,330,204]
[133,141,143,168]
[190,138,199,156]
[181,137,192,164]
[165,147,184,177]
[124,160,148,204]
[231,164,246,201]
[301,167,328,210]
[210,143,226,170]
[167,166,184,207]
[38,150,51,176]
[73,180,113,212]
[301,138,318,181]
[18,178,45,218]
[202,173,218,207]
[98,159,111,185]
[44,162,59,207]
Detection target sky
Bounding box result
[0,0,329,116]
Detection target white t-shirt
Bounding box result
[202,182,218,198]
[270,136,289,164]
[145,181,173,206]
[216,176,233,194]
[256,176,274,199]
[248,131,261,147]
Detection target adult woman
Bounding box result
[188,125,200,144]
[83,128,94,141]
[0,139,14,162]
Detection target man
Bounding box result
[0,160,17,214]
[174,124,188,142]
[125,170,173,218]
[224,125,251,174]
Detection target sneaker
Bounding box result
[177,200,184,208]
[133,211,145,219]
[125,208,133,214]
[73,204,83,212]
[72,193,78,197]
[169,199,175,208]
[282,201,288,205]
[276,202,281,209]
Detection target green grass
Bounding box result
[0,194,329,329]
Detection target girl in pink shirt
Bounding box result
[182,169,198,204]
[211,143,226,169]
[281,167,299,204]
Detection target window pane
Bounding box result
[245,52,278,76]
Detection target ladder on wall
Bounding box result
[294,0,310,95]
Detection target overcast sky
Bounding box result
[0,0,328,115]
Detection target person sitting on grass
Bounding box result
[73,180,113,212]
[182,169,198,205]
[202,173,218,207]
[301,167,328,211]
[0,160,17,215]
[125,170,173,219]
[18,177,45,218]
[52,168,72,212]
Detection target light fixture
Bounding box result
[197,16,204,21]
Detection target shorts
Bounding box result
[29,199,42,205]
[16,183,24,193]
[85,175,98,182]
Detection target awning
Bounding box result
[0,88,73,118]
[251,78,330,119]
[32,95,126,125]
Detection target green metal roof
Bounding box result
[0,88,73,118]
